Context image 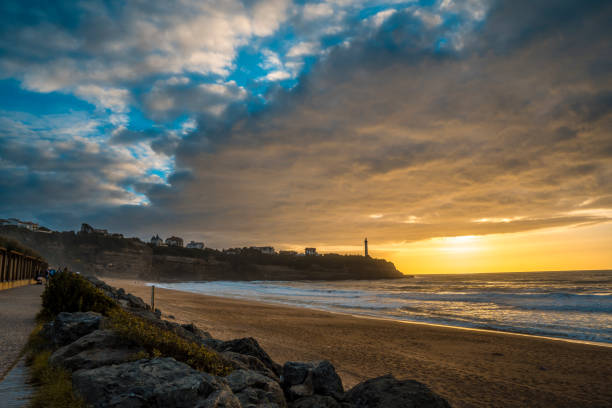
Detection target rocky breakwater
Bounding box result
[39,275,450,407]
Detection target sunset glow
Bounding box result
[358,223,612,274]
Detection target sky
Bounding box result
[0,0,611,274]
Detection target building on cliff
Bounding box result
[165,236,184,247]
[250,246,275,255]
[305,247,317,256]
[186,241,205,249]
[1,218,40,231]
[80,223,109,236]
[80,223,95,234]
[150,234,163,246]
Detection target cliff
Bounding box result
[0,226,152,278]
[0,226,406,281]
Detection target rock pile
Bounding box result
[40,277,451,407]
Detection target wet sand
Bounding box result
[105,278,612,408]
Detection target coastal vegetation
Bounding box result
[39,271,116,320]
[39,272,231,374]
[107,307,232,375]
[27,271,234,407]
[25,327,86,408]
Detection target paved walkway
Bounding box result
[0,357,34,407]
[0,284,43,379]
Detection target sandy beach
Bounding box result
[105,278,612,408]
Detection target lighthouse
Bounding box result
[364,237,369,257]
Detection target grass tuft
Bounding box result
[25,325,86,408]
[107,307,233,376]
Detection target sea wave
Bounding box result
[153,270,612,344]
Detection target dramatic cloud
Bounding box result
[141,0,611,246]
[0,0,610,255]
[0,111,159,213]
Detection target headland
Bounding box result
[0,225,405,281]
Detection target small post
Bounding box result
[151,285,155,311]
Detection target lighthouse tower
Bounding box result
[364,237,369,257]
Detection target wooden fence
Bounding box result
[0,247,47,290]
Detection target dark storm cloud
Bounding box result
[0,112,153,229]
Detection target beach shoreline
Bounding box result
[105,278,612,408]
[147,280,612,349]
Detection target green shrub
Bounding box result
[108,308,233,376]
[40,272,117,320]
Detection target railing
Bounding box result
[0,247,48,288]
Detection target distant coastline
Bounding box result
[0,225,406,281]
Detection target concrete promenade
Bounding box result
[0,284,43,379]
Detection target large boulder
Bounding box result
[85,276,121,300]
[49,330,142,371]
[124,293,148,310]
[128,308,217,346]
[43,312,103,347]
[181,322,213,340]
[85,276,150,311]
[281,361,343,402]
[203,337,225,350]
[217,337,282,377]
[222,351,279,381]
[226,369,287,408]
[72,357,241,408]
[343,375,451,408]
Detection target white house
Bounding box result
[150,234,163,246]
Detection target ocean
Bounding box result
[152,270,612,344]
